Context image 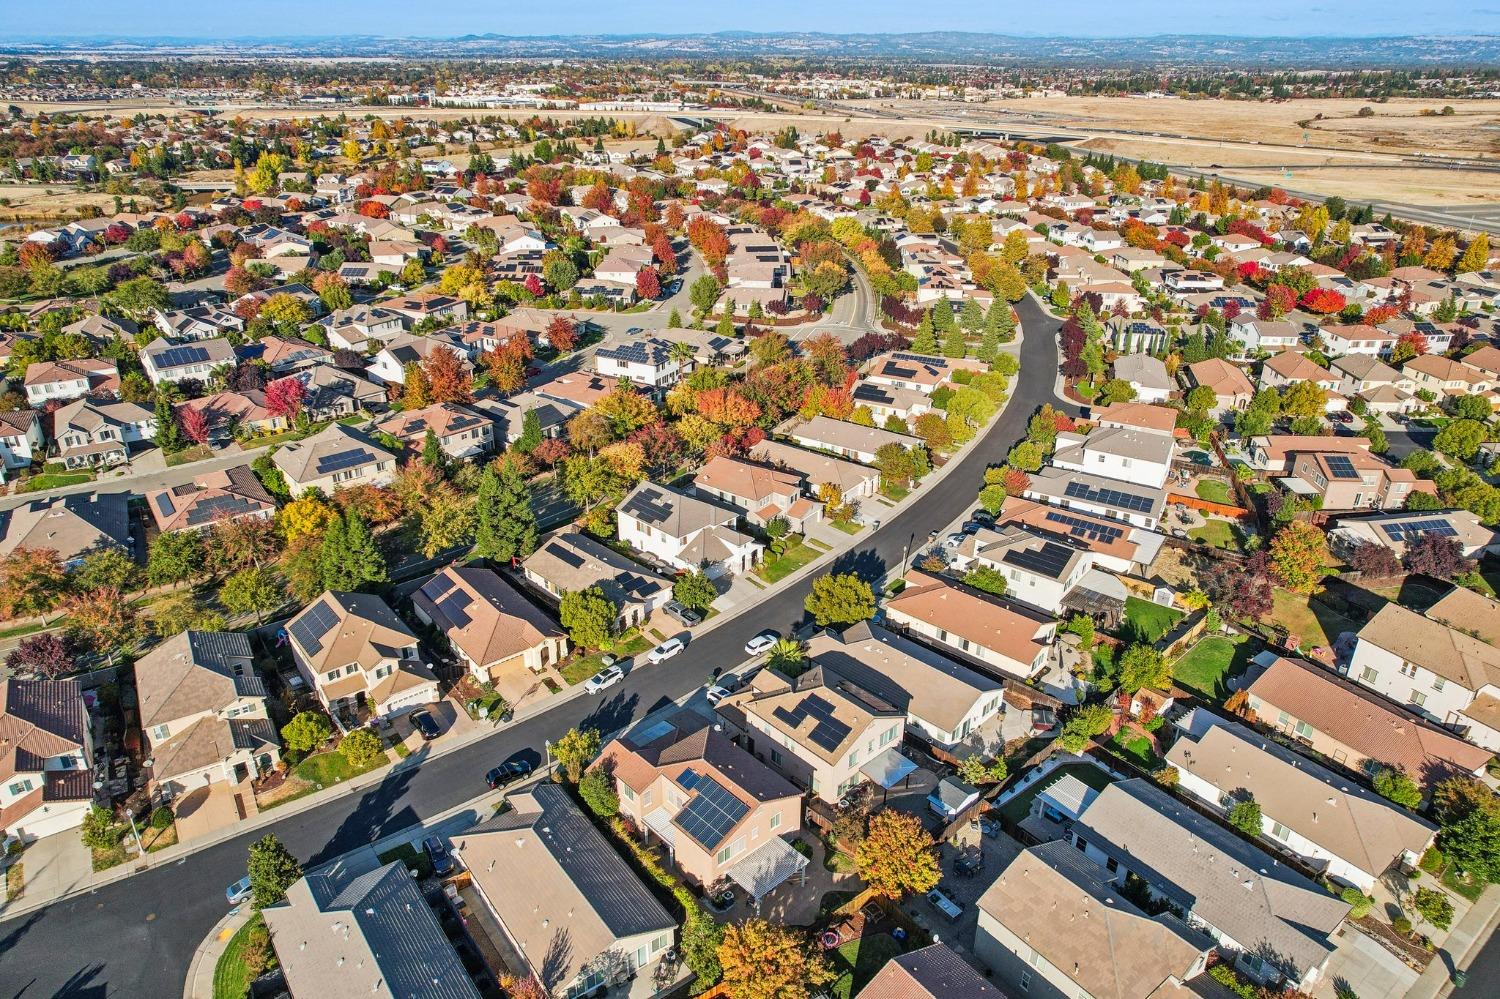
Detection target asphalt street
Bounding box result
[0,294,1064,999]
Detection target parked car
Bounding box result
[486,756,534,790]
[944,533,966,549]
[664,601,704,626]
[1332,410,1354,424]
[226,875,253,906]
[584,664,625,693]
[970,509,995,527]
[423,835,454,877]
[647,638,685,664]
[706,674,745,705]
[744,630,778,656]
[962,520,987,534]
[926,887,965,921]
[409,710,441,741]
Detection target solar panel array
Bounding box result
[1044,510,1125,545]
[315,448,370,475]
[1323,454,1360,480]
[1002,541,1075,580]
[1063,479,1156,514]
[677,768,701,791]
[675,774,749,850]
[548,543,586,570]
[155,493,176,518]
[153,345,211,368]
[1380,518,1460,543]
[625,490,675,526]
[289,600,339,656]
[184,494,258,527]
[892,352,941,366]
[437,588,474,630]
[772,694,851,754]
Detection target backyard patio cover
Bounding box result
[859,747,918,790]
[726,835,809,904]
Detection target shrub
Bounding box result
[339,728,384,769]
[1413,887,1454,930]
[1227,799,1263,837]
[579,769,620,819]
[79,806,120,851]
[1341,886,1374,919]
[1393,915,1413,936]
[281,711,332,753]
[149,807,174,830]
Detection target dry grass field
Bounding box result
[0,183,119,222]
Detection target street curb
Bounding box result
[0,313,1031,923]
[182,906,253,999]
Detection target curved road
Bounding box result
[0,294,1064,999]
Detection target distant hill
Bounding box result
[2,32,1498,66]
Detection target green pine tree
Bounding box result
[716,307,736,338]
[154,392,184,453]
[931,298,955,333]
[911,311,938,354]
[319,511,387,591]
[987,300,1016,342]
[516,409,543,454]
[474,463,538,564]
[421,428,445,471]
[977,324,1001,363]
[668,308,683,328]
[960,298,984,331]
[941,324,967,358]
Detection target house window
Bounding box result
[620,784,635,801]
[716,844,732,865]
[1295,721,1314,739]
[1270,822,1291,841]
[1433,678,1446,692]
[1412,690,1427,708]
[880,727,896,747]
[770,749,783,766]
[650,932,671,954]
[847,750,858,768]
[1019,971,1032,991]
[1360,666,1379,684]
[7,780,32,796]
[151,725,170,741]
[770,812,781,830]
[1075,837,1088,852]
[1106,857,1119,873]
[1277,710,1290,727]
[1399,662,1417,678]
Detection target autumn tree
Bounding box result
[264,376,306,421]
[552,726,601,782]
[717,920,834,999]
[1118,643,1172,693]
[545,315,577,353]
[5,632,76,680]
[854,810,941,899]
[66,588,139,663]
[422,347,473,404]
[1269,521,1330,594]
[0,547,69,621]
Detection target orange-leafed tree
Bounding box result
[717,919,834,999]
[1269,520,1331,595]
[422,348,473,404]
[0,547,68,622]
[854,810,941,899]
[546,315,578,353]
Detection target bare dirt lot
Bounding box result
[0,183,118,222]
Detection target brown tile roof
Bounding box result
[1246,656,1492,789]
[693,456,802,505]
[1426,586,1500,646]
[721,665,902,764]
[1186,358,1253,399]
[1357,602,1500,692]
[288,591,416,674]
[135,631,259,731]
[859,942,1002,999]
[146,464,276,533]
[412,565,562,670]
[884,571,1052,669]
[1092,401,1179,435]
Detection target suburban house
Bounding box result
[1051,424,1175,489]
[1183,358,1255,413]
[1111,353,1173,403]
[0,677,93,842]
[990,496,1164,576]
[862,351,984,394]
[783,415,922,465]
[960,524,1125,619]
[272,423,399,497]
[1166,710,1437,891]
[1023,466,1167,531]
[262,864,480,999]
[1329,509,1500,560]
[412,565,567,699]
[23,358,119,406]
[1344,598,1500,749]
[0,410,44,472]
[1401,354,1494,400]
[452,784,677,997]
[1248,435,1375,474]
[520,529,673,632]
[806,621,1004,752]
[616,481,763,578]
[715,664,906,804]
[372,402,495,459]
[134,631,280,800]
[1279,447,1426,512]
[1070,778,1350,989]
[1230,316,1303,354]
[860,943,997,999]
[974,841,1213,999]
[691,455,821,533]
[1258,350,1340,398]
[882,571,1057,685]
[1322,325,1397,358]
[50,399,157,469]
[0,493,131,567]
[594,711,805,897]
[1244,654,1492,794]
[746,439,881,503]
[297,365,386,421]
[594,337,690,391]
[321,304,406,351]
[366,331,472,385]
[139,337,235,386]
[146,464,277,535]
[286,591,439,724]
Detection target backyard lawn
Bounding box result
[1194,479,1233,505]
[1270,589,1359,653]
[1121,597,1184,643]
[999,763,1116,826]
[829,933,906,999]
[1172,633,1260,701]
[1188,519,1240,550]
[1110,730,1163,769]
[213,913,276,999]
[756,539,822,583]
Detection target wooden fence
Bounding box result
[1166,492,1252,519]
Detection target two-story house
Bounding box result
[366,331,472,386]
[139,337,235,386]
[0,677,93,842]
[594,337,691,392]
[521,528,674,632]
[0,410,45,472]
[286,591,439,724]
[51,399,156,469]
[321,304,406,352]
[1050,424,1175,490]
[23,358,119,406]
[746,439,881,504]
[372,402,494,459]
[616,482,763,578]
[1280,448,1428,512]
[690,455,821,533]
[134,631,280,800]
[271,423,399,497]
[882,571,1058,685]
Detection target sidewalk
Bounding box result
[1406,883,1500,999]
[182,907,255,999]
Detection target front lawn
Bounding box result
[377,841,433,879]
[829,933,906,999]
[880,482,910,501]
[1173,633,1259,702]
[20,471,94,492]
[213,913,277,999]
[1121,596,1184,643]
[165,445,214,467]
[756,538,822,583]
[1195,479,1233,505]
[831,520,863,535]
[293,749,384,788]
[560,632,652,685]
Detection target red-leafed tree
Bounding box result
[1299,288,1347,315]
[1258,284,1298,320]
[357,200,389,219]
[523,273,544,297]
[1346,541,1402,579]
[104,223,131,244]
[178,405,211,445]
[1396,330,1430,358]
[1404,535,1473,581]
[635,267,661,301]
[696,388,762,428]
[422,348,473,404]
[264,376,306,420]
[18,242,55,269]
[546,315,578,353]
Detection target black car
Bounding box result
[423,835,454,877]
[486,756,534,789]
[410,710,441,741]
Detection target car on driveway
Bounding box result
[226,876,252,906]
[486,755,534,790]
[706,674,745,705]
[584,664,625,693]
[744,630,778,656]
[647,638,685,664]
[926,887,965,921]
[664,601,704,626]
[409,710,441,741]
[422,835,454,877]
[944,533,966,549]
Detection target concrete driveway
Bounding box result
[1313,924,1419,999]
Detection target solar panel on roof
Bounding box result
[184,494,257,527]
[1063,479,1156,514]
[1380,518,1459,543]
[678,768,701,791]
[549,544,586,570]
[1044,510,1125,545]
[1003,541,1076,579]
[155,493,176,518]
[315,449,369,475]
[675,774,749,850]
[1324,455,1360,480]
[288,599,339,656]
[437,591,472,629]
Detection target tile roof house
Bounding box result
[23,357,119,406]
[0,677,93,842]
[883,571,1057,685]
[367,330,473,386]
[372,402,494,459]
[594,711,804,894]
[1328,509,1500,560]
[51,398,157,469]
[1022,465,1167,531]
[783,415,922,466]
[594,336,691,391]
[1051,424,1176,490]
[1089,401,1180,436]
[616,481,763,579]
[262,863,480,999]
[1071,779,1350,989]
[1345,599,1500,751]
[0,493,131,567]
[1183,359,1255,414]
[452,784,676,996]
[1111,353,1174,403]
[286,591,438,725]
[1244,654,1492,795]
[715,662,906,804]
[691,455,821,533]
[146,464,276,535]
[520,529,673,632]
[990,496,1163,576]
[1166,711,1437,891]
[134,631,280,798]
[1280,447,1428,513]
[807,621,1004,752]
[321,304,406,351]
[859,942,1001,998]
[412,565,567,694]
[974,841,1213,999]
[746,439,881,502]
[272,423,399,497]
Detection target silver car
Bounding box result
[583,664,624,693]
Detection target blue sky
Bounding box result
[6,1,1498,39]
